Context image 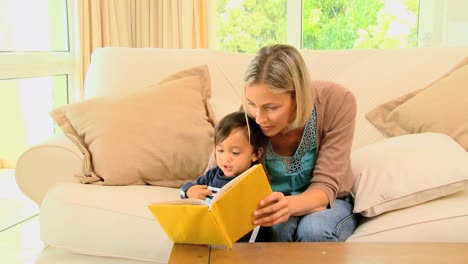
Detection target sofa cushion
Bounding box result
[50,65,215,186]
[348,187,468,242]
[351,133,468,217]
[366,57,468,150]
[40,182,180,262]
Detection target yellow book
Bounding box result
[147,164,272,248]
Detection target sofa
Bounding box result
[16,46,468,263]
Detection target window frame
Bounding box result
[0,0,78,102]
[215,0,428,51]
[287,0,302,48]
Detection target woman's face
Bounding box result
[245,83,296,137]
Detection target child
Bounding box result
[180,110,268,204]
[180,111,268,243]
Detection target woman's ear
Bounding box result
[257,147,264,158]
[252,147,264,162]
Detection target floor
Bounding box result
[0,169,158,264]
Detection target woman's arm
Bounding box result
[287,188,328,216]
[254,83,357,226]
[253,188,328,226]
[310,84,357,207]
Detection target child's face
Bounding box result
[215,128,259,177]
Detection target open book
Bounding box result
[147,164,272,248]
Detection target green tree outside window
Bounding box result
[215,0,419,53]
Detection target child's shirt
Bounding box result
[180,166,235,204]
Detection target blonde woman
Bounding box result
[244,44,358,242]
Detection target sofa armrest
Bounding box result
[16,134,83,205]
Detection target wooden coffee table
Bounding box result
[169,242,468,264]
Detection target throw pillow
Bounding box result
[365,57,468,150]
[50,65,216,187]
[351,133,468,217]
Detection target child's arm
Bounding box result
[179,169,215,199]
[185,185,213,200]
[179,181,197,199]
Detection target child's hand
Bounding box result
[186,185,213,199]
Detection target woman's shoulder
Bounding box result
[312,80,355,102]
[312,80,354,96]
[312,80,356,118]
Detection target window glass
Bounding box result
[0,0,72,168]
[0,0,69,52]
[303,0,419,49]
[215,0,287,53]
[0,76,67,168]
[214,0,419,52]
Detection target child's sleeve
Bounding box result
[179,182,196,199]
[179,169,213,199]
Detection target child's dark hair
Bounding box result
[214,111,268,155]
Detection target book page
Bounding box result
[209,165,257,207]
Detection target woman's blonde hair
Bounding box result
[243,44,315,130]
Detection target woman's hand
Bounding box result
[186,185,212,199]
[253,192,290,227]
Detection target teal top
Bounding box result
[265,109,317,195]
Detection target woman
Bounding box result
[244,44,358,242]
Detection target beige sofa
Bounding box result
[16,47,468,263]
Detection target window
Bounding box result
[418,0,468,47]
[0,0,76,168]
[215,0,288,53]
[214,0,420,53]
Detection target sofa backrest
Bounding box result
[84,47,468,150]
